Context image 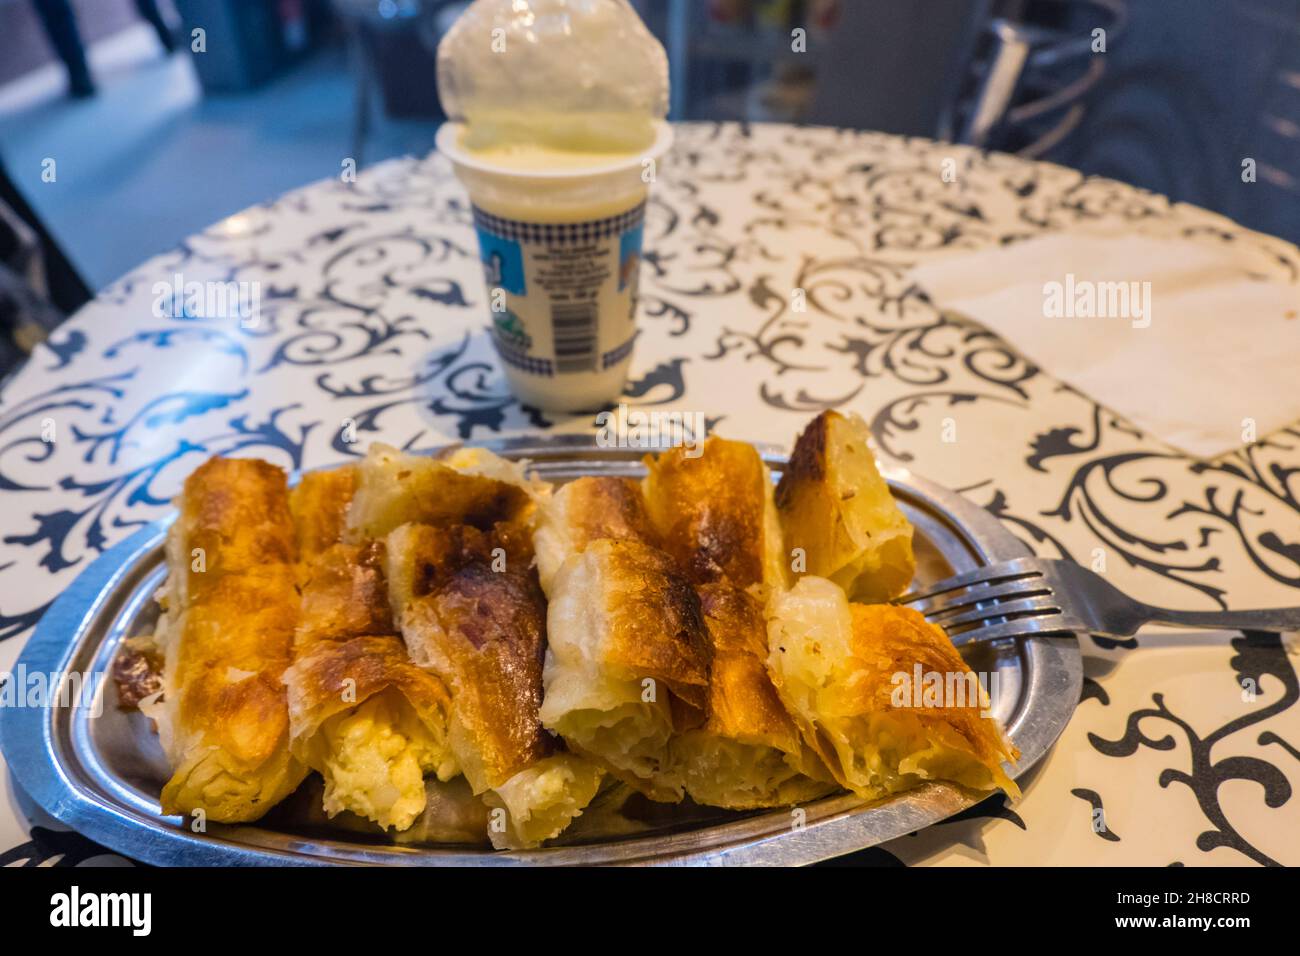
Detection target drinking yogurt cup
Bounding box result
[437,120,673,412]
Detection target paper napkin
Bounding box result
[907,232,1300,458]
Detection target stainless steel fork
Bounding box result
[896,556,1300,646]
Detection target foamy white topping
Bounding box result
[437,0,668,153]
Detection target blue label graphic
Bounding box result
[618,223,644,292]
[476,228,526,296]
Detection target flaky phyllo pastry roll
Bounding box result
[283,635,456,830]
[345,442,534,541]
[641,437,788,595]
[541,538,712,801]
[288,463,357,563]
[293,538,392,649]
[767,577,1019,802]
[281,467,456,832]
[385,519,534,622]
[538,465,828,808]
[399,560,602,848]
[776,410,915,603]
[635,439,831,806]
[152,457,308,822]
[533,475,659,596]
[664,583,834,808]
[346,442,600,847]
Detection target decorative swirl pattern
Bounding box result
[1088,632,1297,867]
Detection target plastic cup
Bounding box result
[436,120,673,413]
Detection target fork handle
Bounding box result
[1142,606,1300,634]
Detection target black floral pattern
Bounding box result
[1088,632,1297,867]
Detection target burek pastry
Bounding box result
[766,577,1019,802]
[400,561,602,848]
[153,457,307,822]
[533,475,659,596]
[346,442,533,541]
[641,436,788,595]
[775,410,915,602]
[664,583,833,808]
[541,538,711,801]
[358,443,600,847]
[282,466,457,832]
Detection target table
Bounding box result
[1,122,1297,867]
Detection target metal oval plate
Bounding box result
[0,436,1081,865]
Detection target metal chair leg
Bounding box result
[346,23,372,170]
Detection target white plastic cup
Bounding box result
[437,120,673,413]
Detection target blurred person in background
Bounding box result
[30,0,178,97]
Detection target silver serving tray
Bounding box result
[1,435,1081,866]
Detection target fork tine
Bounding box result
[909,577,1053,618]
[929,594,1062,629]
[895,556,1041,606]
[946,613,1076,647]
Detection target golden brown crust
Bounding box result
[775,410,831,511]
[560,476,659,549]
[172,565,299,767]
[295,541,393,650]
[387,522,532,615]
[847,604,1019,769]
[535,476,657,596]
[289,463,402,650]
[773,410,914,602]
[401,564,554,791]
[283,634,452,748]
[170,456,295,608]
[348,444,533,541]
[697,583,802,754]
[597,540,713,723]
[642,437,770,591]
[289,466,358,562]
[160,458,308,822]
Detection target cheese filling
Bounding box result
[317,691,448,831]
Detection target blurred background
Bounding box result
[0,0,1297,371]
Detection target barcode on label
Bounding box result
[552,302,598,373]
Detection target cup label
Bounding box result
[473,203,645,379]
